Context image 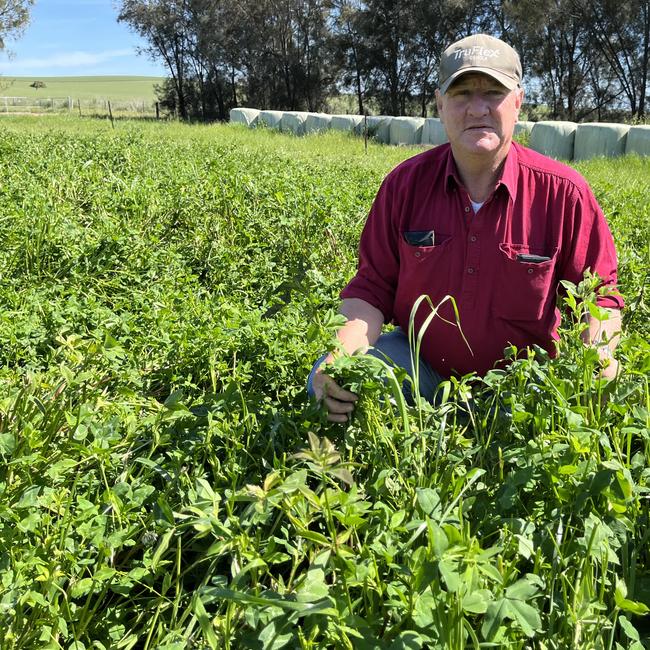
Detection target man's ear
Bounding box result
[435,89,443,122]
[515,87,524,113]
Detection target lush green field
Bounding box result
[0,116,648,649]
[0,76,163,101]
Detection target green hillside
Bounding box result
[0,75,164,101]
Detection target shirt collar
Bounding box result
[444,142,520,204]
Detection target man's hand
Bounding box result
[311,364,358,423]
[584,307,622,382]
[309,298,384,422]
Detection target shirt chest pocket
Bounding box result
[494,243,559,321]
[401,231,452,258]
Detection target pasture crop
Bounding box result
[0,117,648,649]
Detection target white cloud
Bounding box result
[0,49,134,72]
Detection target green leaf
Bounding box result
[192,593,220,649]
[390,509,406,529]
[0,433,16,456]
[163,389,189,411]
[505,575,543,601]
[297,528,330,546]
[388,631,425,649]
[295,568,329,602]
[232,558,268,586]
[587,301,610,322]
[482,595,541,640]
[482,599,512,641]
[462,589,491,614]
[151,528,175,570]
[515,534,535,560]
[619,615,641,642]
[508,599,541,637]
[202,587,336,615]
[259,618,294,650]
[438,559,460,593]
[416,488,441,516]
[70,578,94,598]
[615,595,650,615]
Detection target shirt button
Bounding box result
[415,251,421,258]
[467,267,474,274]
[470,235,477,242]
[464,206,471,213]
[527,268,534,274]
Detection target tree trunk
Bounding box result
[639,0,650,117]
[231,66,238,108]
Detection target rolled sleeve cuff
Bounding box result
[596,291,624,310]
[340,277,394,324]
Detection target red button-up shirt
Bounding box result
[341,142,623,377]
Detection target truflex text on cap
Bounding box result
[438,34,522,95]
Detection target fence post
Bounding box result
[156,102,160,120]
[78,99,82,117]
[68,96,72,111]
[108,101,115,129]
[364,111,368,154]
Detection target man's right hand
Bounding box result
[310,298,384,422]
[311,366,358,423]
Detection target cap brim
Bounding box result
[439,67,519,95]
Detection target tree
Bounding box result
[569,0,650,118]
[0,0,33,51]
[118,0,648,121]
[118,0,192,119]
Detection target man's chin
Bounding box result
[459,136,502,155]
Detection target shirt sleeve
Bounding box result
[340,174,401,322]
[560,181,624,310]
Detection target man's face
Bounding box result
[436,73,523,162]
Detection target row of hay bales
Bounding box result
[230,108,650,159]
[230,108,450,146]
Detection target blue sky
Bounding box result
[0,0,167,76]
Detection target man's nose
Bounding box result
[467,92,490,116]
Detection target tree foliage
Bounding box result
[0,0,33,51]
[117,0,650,121]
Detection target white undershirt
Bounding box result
[470,200,484,213]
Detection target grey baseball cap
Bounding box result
[438,34,522,94]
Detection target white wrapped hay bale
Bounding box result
[356,116,393,143]
[280,111,308,135]
[330,115,364,132]
[304,113,332,134]
[514,121,534,136]
[229,107,260,127]
[530,121,577,160]
[624,125,650,156]
[258,110,283,130]
[574,123,629,160]
[389,117,425,146]
[421,118,448,145]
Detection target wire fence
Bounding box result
[0,96,160,118]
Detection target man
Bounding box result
[309,34,623,423]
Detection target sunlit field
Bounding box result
[0,116,648,649]
[0,76,162,101]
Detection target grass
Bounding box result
[0,76,163,102]
[0,115,648,649]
